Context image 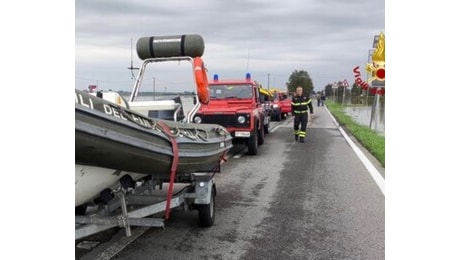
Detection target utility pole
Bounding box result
[267,73,270,90]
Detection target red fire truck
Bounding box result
[193,73,268,155]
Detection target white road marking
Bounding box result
[325,106,385,196]
[233,149,246,159]
[270,124,292,133]
[270,125,281,133]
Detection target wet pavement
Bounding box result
[76,105,385,260]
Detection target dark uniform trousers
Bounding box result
[294,113,308,139]
[291,95,313,141]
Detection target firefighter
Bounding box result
[291,86,313,143]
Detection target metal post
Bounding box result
[336,87,338,103]
[369,89,377,129]
[332,88,337,103]
[374,88,380,131]
[118,192,132,237]
[366,49,374,107]
[368,48,375,129]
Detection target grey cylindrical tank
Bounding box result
[136,34,205,60]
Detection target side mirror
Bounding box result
[193,96,197,105]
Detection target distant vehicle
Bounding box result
[269,89,292,121]
[258,87,273,133]
[277,91,292,119]
[193,73,268,155]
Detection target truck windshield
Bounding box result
[272,92,288,101]
[209,85,253,99]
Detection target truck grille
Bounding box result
[199,114,249,128]
[263,103,272,111]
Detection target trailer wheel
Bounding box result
[198,186,216,227]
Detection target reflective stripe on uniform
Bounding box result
[292,98,312,114]
[298,131,306,137]
[292,99,311,105]
[293,110,308,114]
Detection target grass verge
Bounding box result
[325,101,385,167]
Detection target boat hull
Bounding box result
[76,106,232,175]
[75,89,233,206]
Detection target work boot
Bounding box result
[299,137,305,143]
[294,135,298,141]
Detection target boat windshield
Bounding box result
[209,85,253,99]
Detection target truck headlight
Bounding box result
[273,104,279,108]
[194,116,202,124]
[237,115,246,124]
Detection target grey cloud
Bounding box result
[76,0,384,91]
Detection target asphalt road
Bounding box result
[76,105,385,260]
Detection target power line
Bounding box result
[75,77,134,84]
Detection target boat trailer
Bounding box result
[75,172,216,240]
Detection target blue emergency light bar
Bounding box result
[246,73,251,80]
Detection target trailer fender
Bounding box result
[193,173,214,205]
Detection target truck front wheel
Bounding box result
[247,128,258,155]
[275,112,281,121]
[258,123,265,146]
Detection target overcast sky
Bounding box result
[76,0,384,93]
